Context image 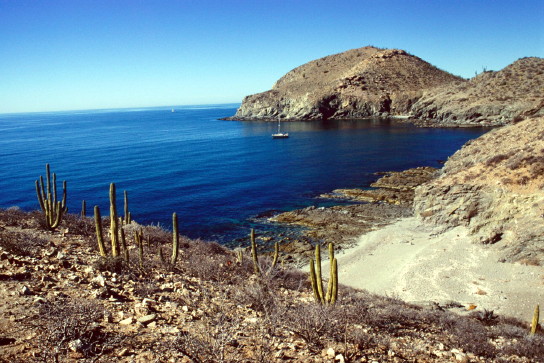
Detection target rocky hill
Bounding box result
[410,57,544,126]
[226,46,463,121]
[225,47,543,126]
[414,116,544,264]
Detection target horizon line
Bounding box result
[0,102,242,117]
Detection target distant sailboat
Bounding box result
[171,109,175,113]
[272,118,289,139]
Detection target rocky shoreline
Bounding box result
[269,166,438,264]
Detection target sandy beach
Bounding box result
[329,217,544,321]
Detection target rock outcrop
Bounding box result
[414,116,544,264]
[225,46,463,121]
[409,57,544,126]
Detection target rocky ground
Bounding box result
[1,208,543,362]
[270,167,437,263]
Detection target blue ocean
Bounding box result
[0,104,488,245]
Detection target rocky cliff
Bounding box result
[409,57,544,126]
[226,46,462,120]
[414,116,544,264]
[226,47,543,126]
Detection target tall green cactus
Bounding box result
[123,190,131,224]
[171,212,179,265]
[530,304,540,335]
[309,243,338,305]
[109,183,119,257]
[94,206,107,257]
[35,164,67,231]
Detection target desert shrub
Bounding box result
[233,279,279,316]
[0,208,41,229]
[0,230,48,257]
[281,303,344,352]
[502,334,544,360]
[485,153,510,166]
[133,278,162,298]
[62,213,95,238]
[93,256,126,274]
[171,305,242,362]
[31,298,119,361]
[438,312,497,357]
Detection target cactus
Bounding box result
[171,212,179,265]
[123,190,131,224]
[315,244,325,304]
[250,228,261,275]
[309,243,338,305]
[81,200,86,217]
[109,183,119,257]
[330,257,338,304]
[94,206,107,257]
[236,250,243,264]
[35,164,67,231]
[325,243,334,302]
[530,304,540,335]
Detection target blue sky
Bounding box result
[0,0,542,113]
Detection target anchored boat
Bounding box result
[272,119,289,139]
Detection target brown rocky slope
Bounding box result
[1,209,543,362]
[409,57,544,126]
[414,116,544,264]
[226,46,463,121]
[226,47,543,126]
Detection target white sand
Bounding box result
[329,217,544,321]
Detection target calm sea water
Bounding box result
[0,104,488,245]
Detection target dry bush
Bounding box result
[30,298,120,361]
[171,304,243,363]
[280,303,344,352]
[0,208,41,229]
[0,229,48,257]
[62,213,95,239]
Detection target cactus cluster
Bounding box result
[310,243,338,305]
[93,182,132,259]
[35,164,67,231]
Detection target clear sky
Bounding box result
[0,0,542,114]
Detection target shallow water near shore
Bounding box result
[0,104,488,245]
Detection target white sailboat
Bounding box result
[272,118,289,139]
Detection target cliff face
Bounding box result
[409,57,544,126]
[228,46,463,120]
[413,116,544,264]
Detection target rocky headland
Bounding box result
[224,46,543,126]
